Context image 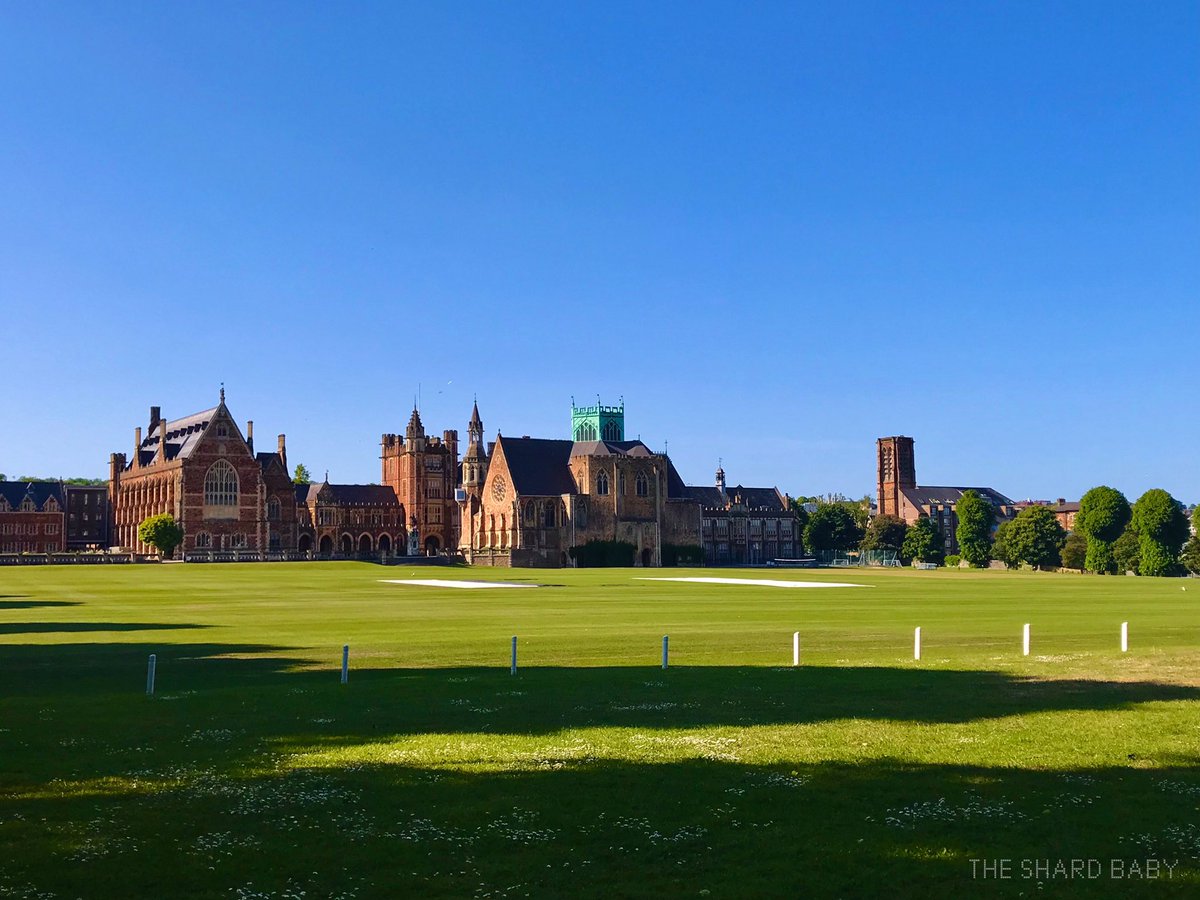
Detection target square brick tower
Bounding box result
[877,436,916,518]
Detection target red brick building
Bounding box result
[381,408,460,555]
[296,481,405,557]
[0,481,66,553]
[109,391,296,553]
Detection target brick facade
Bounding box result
[0,482,66,553]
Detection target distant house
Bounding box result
[876,436,1016,555]
[0,481,66,553]
[1013,499,1079,532]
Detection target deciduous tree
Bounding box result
[1076,486,1131,574]
[1003,505,1067,569]
[954,490,994,568]
[1060,532,1087,570]
[860,515,907,556]
[803,504,863,554]
[901,516,942,564]
[137,514,184,559]
[1131,489,1189,577]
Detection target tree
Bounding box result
[860,515,907,555]
[1002,505,1067,569]
[1061,532,1088,570]
[1112,527,1141,574]
[803,504,863,554]
[901,516,942,564]
[1076,486,1131,574]
[955,490,994,568]
[0,473,6,481]
[1130,489,1189,577]
[990,520,1018,569]
[1185,507,1200,576]
[293,463,312,485]
[137,514,184,559]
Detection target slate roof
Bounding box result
[0,481,65,512]
[498,437,578,496]
[306,483,400,506]
[295,484,311,503]
[134,406,220,467]
[900,485,1014,509]
[683,484,787,510]
[571,439,655,458]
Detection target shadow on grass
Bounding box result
[0,597,82,610]
[4,751,1198,899]
[2,637,1198,730]
[0,622,211,635]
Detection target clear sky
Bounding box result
[1,2,1196,503]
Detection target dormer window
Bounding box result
[20,497,36,512]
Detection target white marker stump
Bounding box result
[1120,622,1128,653]
[511,636,518,675]
[341,645,349,684]
[913,627,921,661]
[1022,623,1030,657]
[662,635,669,669]
[146,653,157,696]
[793,631,800,667]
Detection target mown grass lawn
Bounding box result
[1,563,1198,898]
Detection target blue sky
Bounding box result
[1,2,1196,503]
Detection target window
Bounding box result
[267,497,280,521]
[428,506,442,524]
[46,524,59,534]
[204,460,239,507]
[196,532,212,548]
[619,472,626,495]
[20,498,35,512]
[318,507,335,526]
[635,472,649,497]
[231,533,247,549]
[426,484,442,499]
[596,471,609,495]
[576,422,597,441]
[543,503,556,528]
[524,502,537,525]
[269,532,281,550]
[602,420,621,442]
[216,423,229,437]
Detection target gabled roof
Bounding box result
[0,481,65,512]
[497,436,578,497]
[133,405,222,467]
[571,439,654,458]
[295,483,311,503]
[683,484,787,510]
[306,483,400,506]
[901,485,1014,509]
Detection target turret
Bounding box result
[405,408,426,452]
[716,460,726,498]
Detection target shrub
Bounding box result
[662,544,704,567]
[568,540,636,567]
[944,554,961,568]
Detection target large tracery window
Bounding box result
[204,460,239,507]
[635,472,649,497]
[596,471,609,495]
[602,421,621,441]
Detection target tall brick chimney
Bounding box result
[277,434,287,469]
[246,420,254,453]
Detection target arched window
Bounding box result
[602,421,621,441]
[204,460,239,507]
[267,496,280,521]
[635,472,649,497]
[195,532,211,548]
[576,422,597,441]
[543,503,556,528]
[524,501,537,525]
[596,471,609,495]
[619,472,626,495]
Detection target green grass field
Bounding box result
[1,563,1198,898]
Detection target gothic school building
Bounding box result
[104,392,800,567]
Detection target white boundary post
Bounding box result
[793,631,800,667]
[1120,622,1128,653]
[913,627,921,661]
[1022,623,1030,657]
[511,636,518,675]
[146,653,157,696]
[662,635,669,669]
[341,645,349,684]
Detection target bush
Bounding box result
[1060,532,1087,570]
[568,540,636,567]
[944,554,961,568]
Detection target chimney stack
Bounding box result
[134,426,142,461]
[150,406,160,428]
[247,420,254,452]
[158,419,168,459]
[277,434,287,467]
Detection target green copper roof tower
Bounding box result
[571,396,624,442]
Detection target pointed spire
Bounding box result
[406,406,425,440]
[469,399,483,429]
[219,383,225,403]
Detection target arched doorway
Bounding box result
[641,548,652,567]
[298,534,312,553]
[340,534,353,556]
[318,535,333,557]
[378,534,391,553]
[424,535,440,556]
[358,534,373,556]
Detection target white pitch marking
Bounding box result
[380,579,541,589]
[634,577,870,589]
